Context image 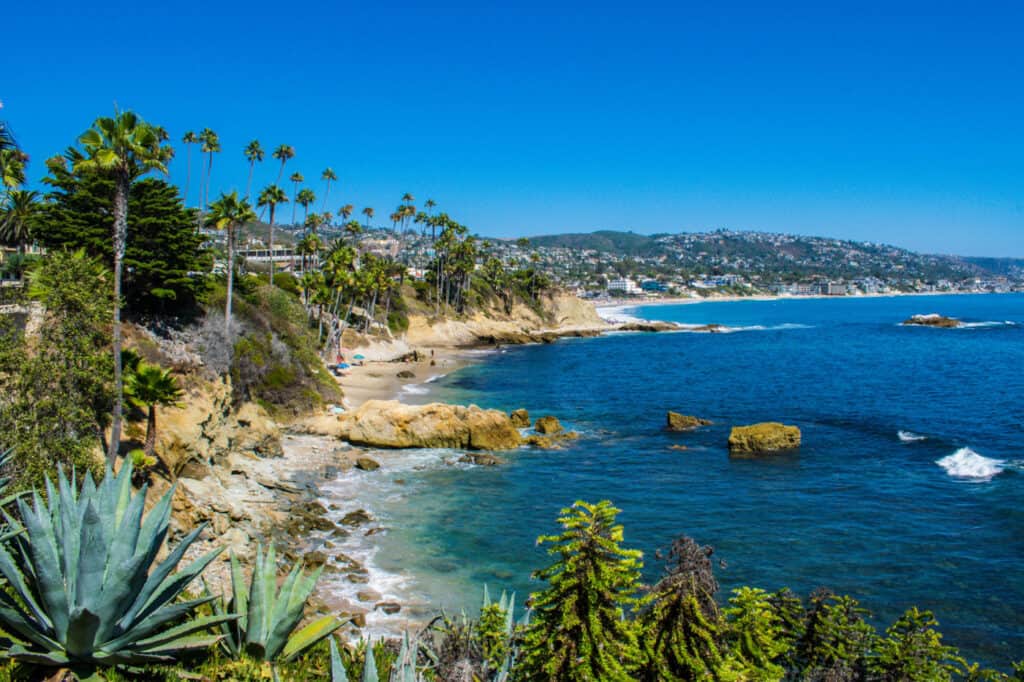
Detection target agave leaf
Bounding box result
[0,541,51,631]
[15,496,63,634]
[75,501,109,617]
[0,602,62,650]
[5,643,70,665]
[264,565,307,660]
[125,526,214,625]
[362,639,379,682]
[65,606,102,659]
[131,613,236,651]
[505,593,516,633]
[279,614,342,662]
[328,636,348,682]
[104,592,220,652]
[246,544,269,647]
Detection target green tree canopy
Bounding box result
[38,153,209,315]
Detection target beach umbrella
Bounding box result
[353,354,365,360]
[337,362,351,369]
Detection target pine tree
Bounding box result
[518,500,643,681]
[720,587,790,681]
[871,607,964,681]
[795,589,876,680]
[640,536,726,681]
[38,154,209,314]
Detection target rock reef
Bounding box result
[728,422,801,453]
[667,411,712,431]
[336,399,523,450]
[902,313,961,328]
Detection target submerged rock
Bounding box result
[903,314,961,328]
[728,422,801,453]
[619,321,679,332]
[534,416,564,434]
[396,370,416,379]
[338,400,522,450]
[459,453,506,466]
[355,457,381,471]
[510,408,531,428]
[667,411,712,431]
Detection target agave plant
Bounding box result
[330,633,423,682]
[0,461,229,674]
[212,544,342,664]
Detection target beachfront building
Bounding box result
[607,278,642,295]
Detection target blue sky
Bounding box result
[4,1,1022,256]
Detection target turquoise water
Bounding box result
[360,294,1024,667]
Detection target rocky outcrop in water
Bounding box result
[534,415,564,434]
[667,411,712,431]
[618,321,679,332]
[337,399,523,450]
[728,422,801,453]
[510,408,531,428]
[902,314,961,328]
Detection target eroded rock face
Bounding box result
[337,400,522,450]
[534,416,564,434]
[667,412,712,431]
[728,422,801,453]
[903,314,961,328]
[510,409,531,428]
[619,321,679,333]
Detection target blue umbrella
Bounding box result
[337,363,351,369]
[353,354,366,360]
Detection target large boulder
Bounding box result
[902,314,961,328]
[509,408,531,428]
[534,416,564,434]
[667,411,711,431]
[728,422,801,453]
[338,400,522,450]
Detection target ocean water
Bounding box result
[332,294,1024,667]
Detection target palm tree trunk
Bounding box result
[108,175,129,466]
[246,162,255,201]
[268,205,276,284]
[206,153,214,211]
[225,226,235,337]
[144,405,157,457]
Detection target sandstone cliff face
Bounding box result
[403,292,608,348]
[335,399,522,450]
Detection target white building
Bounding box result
[607,278,642,295]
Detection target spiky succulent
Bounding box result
[213,544,342,663]
[0,461,229,673]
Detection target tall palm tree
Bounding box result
[181,131,198,206]
[289,171,304,225]
[257,184,288,283]
[402,192,414,207]
[125,362,183,461]
[424,198,437,214]
[344,219,362,244]
[199,128,220,211]
[77,110,169,466]
[338,203,354,224]
[244,139,265,201]
[320,168,337,211]
[272,144,295,184]
[0,189,39,256]
[297,188,316,224]
[205,191,256,336]
[362,206,374,230]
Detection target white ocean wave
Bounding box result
[959,320,1019,329]
[708,323,814,334]
[596,305,645,324]
[400,383,430,396]
[936,447,1005,481]
[898,430,927,443]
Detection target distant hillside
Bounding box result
[961,256,1024,277]
[522,230,664,257]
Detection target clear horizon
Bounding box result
[4,1,1022,257]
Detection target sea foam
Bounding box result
[898,430,927,443]
[936,447,1005,481]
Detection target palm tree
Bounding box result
[125,362,183,461]
[76,109,170,466]
[338,203,354,224]
[321,168,337,211]
[402,192,414,207]
[0,149,26,194]
[205,191,256,336]
[424,198,437,214]
[272,144,295,184]
[0,189,39,256]
[257,184,288,283]
[289,171,304,225]
[199,128,220,211]
[181,131,198,206]
[244,139,265,201]
[344,219,362,244]
[297,188,316,224]
[362,206,374,230]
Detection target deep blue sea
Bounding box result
[332,294,1024,668]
